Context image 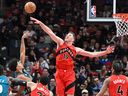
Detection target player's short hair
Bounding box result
[0,65,4,75]
[68,32,75,40]
[112,60,123,75]
[8,58,19,71]
[40,76,49,85]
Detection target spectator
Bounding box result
[81,89,89,96]
[49,78,56,95]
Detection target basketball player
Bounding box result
[8,31,32,81]
[30,17,115,96]
[10,76,52,96]
[0,65,9,96]
[8,31,32,95]
[96,60,128,96]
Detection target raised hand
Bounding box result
[9,77,14,82]
[106,45,115,54]
[22,31,30,38]
[30,17,41,24]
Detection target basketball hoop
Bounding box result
[113,13,128,37]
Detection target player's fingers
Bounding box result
[24,32,28,36]
[111,48,114,53]
[30,17,35,21]
[26,33,30,37]
[30,17,34,19]
[30,17,33,20]
[112,47,115,51]
[34,22,39,24]
[30,17,36,21]
[111,46,115,49]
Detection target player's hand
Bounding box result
[9,77,16,85]
[106,45,115,54]
[22,31,30,38]
[9,77,20,85]
[9,77,14,81]
[30,17,41,24]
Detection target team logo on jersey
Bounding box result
[58,48,74,57]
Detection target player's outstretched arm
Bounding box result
[96,78,110,96]
[10,77,27,86]
[17,74,32,82]
[20,31,30,66]
[10,77,35,89]
[30,17,64,46]
[76,45,114,58]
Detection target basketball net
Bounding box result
[113,13,128,37]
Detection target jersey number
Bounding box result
[64,54,69,59]
[37,92,43,96]
[0,85,3,93]
[117,86,123,95]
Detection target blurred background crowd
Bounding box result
[0,0,128,96]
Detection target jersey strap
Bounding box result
[64,80,76,92]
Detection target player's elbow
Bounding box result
[88,53,96,58]
[90,53,100,58]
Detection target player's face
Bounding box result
[64,33,74,43]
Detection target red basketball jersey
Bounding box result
[56,43,76,69]
[31,83,50,96]
[108,75,128,96]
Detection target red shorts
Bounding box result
[55,69,75,96]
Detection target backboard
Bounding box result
[86,0,128,22]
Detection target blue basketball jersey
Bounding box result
[22,69,32,79]
[16,69,32,80]
[0,75,9,96]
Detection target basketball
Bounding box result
[24,2,36,14]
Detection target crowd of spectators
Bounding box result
[0,0,128,96]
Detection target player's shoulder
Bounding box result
[101,77,110,87]
[126,76,128,81]
[119,74,128,79]
[0,75,7,78]
[105,77,111,82]
[1,75,9,80]
[57,42,65,49]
